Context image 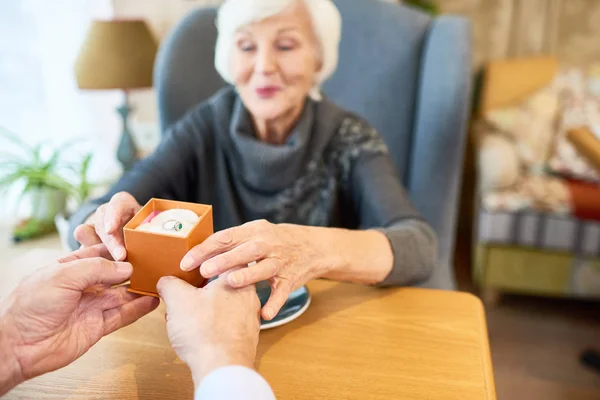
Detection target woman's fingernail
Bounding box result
[201,262,216,276]
[229,272,243,286]
[264,308,273,320]
[105,221,113,233]
[180,257,193,271]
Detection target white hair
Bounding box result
[214,0,342,101]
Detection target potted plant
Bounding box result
[0,127,94,243]
[404,0,439,15]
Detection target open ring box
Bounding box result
[123,198,214,297]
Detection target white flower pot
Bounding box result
[28,187,68,222]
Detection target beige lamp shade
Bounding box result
[75,20,158,90]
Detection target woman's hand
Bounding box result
[74,192,142,261]
[180,220,342,320]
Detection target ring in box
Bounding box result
[123,198,214,297]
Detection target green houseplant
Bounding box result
[404,0,440,15]
[0,127,94,242]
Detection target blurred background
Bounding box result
[1,0,600,398]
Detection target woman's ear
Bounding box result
[315,58,324,74]
[313,44,324,74]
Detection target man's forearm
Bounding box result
[0,316,23,396]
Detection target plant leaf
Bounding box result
[0,171,25,192]
[0,131,95,207]
[29,144,43,168]
[45,139,85,171]
[0,152,26,165]
[0,126,32,155]
[43,148,62,172]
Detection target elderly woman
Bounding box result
[71,0,438,321]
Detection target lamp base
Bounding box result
[116,92,139,172]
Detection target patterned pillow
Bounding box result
[485,88,559,172]
[547,69,600,182]
[482,175,571,214]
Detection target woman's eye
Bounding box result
[277,41,297,51]
[238,41,256,52]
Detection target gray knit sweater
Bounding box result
[69,87,438,286]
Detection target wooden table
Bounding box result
[1,246,496,400]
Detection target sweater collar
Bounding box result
[227,94,317,192]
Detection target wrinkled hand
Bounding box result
[180,220,335,320]
[157,271,261,386]
[0,245,159,381]
[74,192,141,261]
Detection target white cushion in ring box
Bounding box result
[136,208,200,237]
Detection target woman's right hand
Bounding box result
[74,192,142,261]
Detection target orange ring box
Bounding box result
[123,198,214,297]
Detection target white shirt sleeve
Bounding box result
[194,366,276,400]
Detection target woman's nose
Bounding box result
[255,48,276,75]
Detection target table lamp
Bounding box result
[74,20,158,171]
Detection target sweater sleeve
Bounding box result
[67,109,211,250]
[348,148,439,287]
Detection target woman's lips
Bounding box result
[255,86,281,99]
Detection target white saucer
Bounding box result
[258,285,311,330]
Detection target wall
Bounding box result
[438,0,600,69]
[114,0,221,37]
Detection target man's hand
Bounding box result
[157,271,261,387]
[0,245,159,395]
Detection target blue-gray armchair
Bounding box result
[154,0,472,290]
